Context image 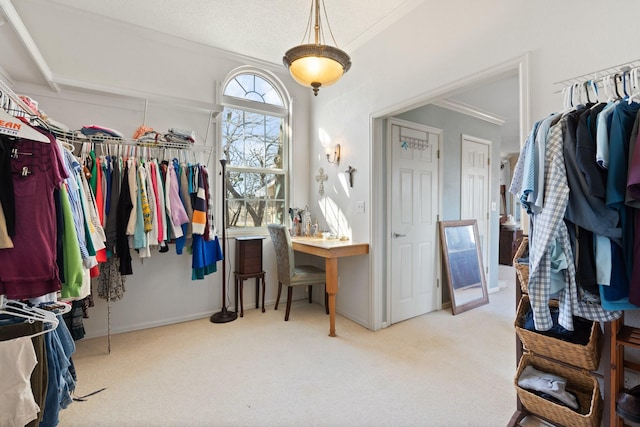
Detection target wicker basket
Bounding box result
[515,353,602,427]
[515,295,602,371]
[513,236,529,293]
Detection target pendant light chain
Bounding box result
[320,0,339,47]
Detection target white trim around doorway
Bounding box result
[369,53,530,331]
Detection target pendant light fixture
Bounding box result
[283,0,351,96]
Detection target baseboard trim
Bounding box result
[83,311,214,340]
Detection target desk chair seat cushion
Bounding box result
[291,265,326,286]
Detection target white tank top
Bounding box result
[0,336,40,427]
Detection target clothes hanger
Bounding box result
[592,80,601,103]
[613,73,622,99]
[574,82,584,106]
[559,83,579,114]
[602,75,612,102]
[621,71,630,99]
[585,79,604,109]
[628,68,640,104]
[0,109,50,143]
[58,137,75,153]
[561,86,571,110]
[0,297,59,338]
[583,81,593,104]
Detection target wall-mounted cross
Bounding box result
[345,165,356,187]
[315,167,328,196]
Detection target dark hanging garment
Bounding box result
[606,101,640,279]
[115,162,133,275]
[576,104,607,199]
[54,188,65,284]
[0,135,15,236]
[63,300,86,341]
[562,108,622,244]
[103,157,121,256]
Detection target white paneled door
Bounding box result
[460,135,490,276]
[390,121,440,324]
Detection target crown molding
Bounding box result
[433,98,506,126]
[345,0,425,54]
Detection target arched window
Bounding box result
[221,68,290,229]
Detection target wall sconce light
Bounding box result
[325,143,340,164]
[319,129,340,164]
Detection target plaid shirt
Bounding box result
[527,116,621,331]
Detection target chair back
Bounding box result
[267,224,295,285]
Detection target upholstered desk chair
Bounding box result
[267,224,329,321]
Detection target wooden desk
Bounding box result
[291,237,369,337]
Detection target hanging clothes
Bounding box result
[0,135,15,238]
[191,165,223,280]
[40,316,76,427]
[0,128,68,300]
[512,106,624,331]
[0,335,41,427]
[0,199,14,249]
[115,161,134,276]
[59,184,84,299]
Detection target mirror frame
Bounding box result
[439,219,489,315]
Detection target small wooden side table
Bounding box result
[234,236,266,317]
[235,271,266,317]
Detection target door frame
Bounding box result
[460,133,492,282]
[369,53,530,331]
[386,118,443,323]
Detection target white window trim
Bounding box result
[220,66,292,236]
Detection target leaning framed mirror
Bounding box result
[439,219,489,315]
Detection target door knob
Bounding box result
[393,233,406,238]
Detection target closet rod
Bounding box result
[0,78,41,117]
[53,130,215,153]
[553,58,640,88]
[0,78,215,154]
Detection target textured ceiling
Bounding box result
[46,0,421,65]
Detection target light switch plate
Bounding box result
[356,201,365,213]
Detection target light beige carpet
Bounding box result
[59,266,518,427]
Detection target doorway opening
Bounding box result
[370,54,530,330]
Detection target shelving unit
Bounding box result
[506,58,640,427]
[508,256,608,426]
[608,316,640,426]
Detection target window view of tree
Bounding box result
[222,72,288,229]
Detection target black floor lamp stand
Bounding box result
[211,159,237,324]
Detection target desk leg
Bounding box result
[325,257,338,337]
